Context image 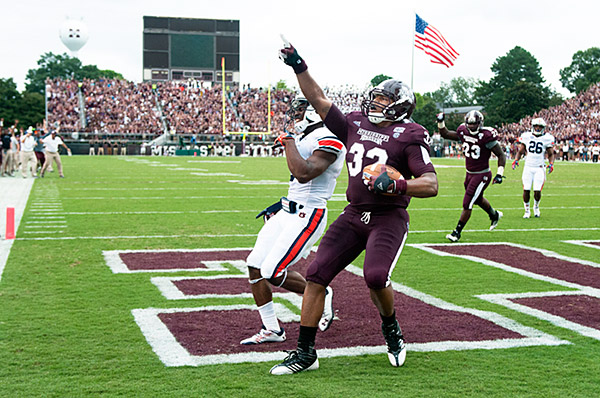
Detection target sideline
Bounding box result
[0,178,35,282]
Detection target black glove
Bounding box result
[436,112,445,122]
[368,172,407,195]
[278,35,308,74]
[256,201,283,222]
[492,174,504,184]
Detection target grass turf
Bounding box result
[1,155,599,397]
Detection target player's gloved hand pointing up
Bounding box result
[278,35,308,74]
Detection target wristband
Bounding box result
[291,59,308,74]
[393,179,408,195]
[437,121,445,129]
[497,166,504,176]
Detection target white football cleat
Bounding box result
[240,327,286,345]
[319,287,334,332]
[533,207,541,217]
[382,320,407,367]
[446,230,461,242]
[523,211,531,219]
[387,342,407,367]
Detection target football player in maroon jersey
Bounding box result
[270,36,438,375]
[436,111,506,242]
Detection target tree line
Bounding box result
[1,46,599,133]
[378,46,599,133]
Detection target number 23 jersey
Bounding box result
[518,132,555,168]
[324,104,436,209]
[456,124,499,173]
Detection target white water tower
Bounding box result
[59,18,89,57]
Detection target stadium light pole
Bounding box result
[411,11,415,90]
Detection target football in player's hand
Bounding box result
[362,163,404,196]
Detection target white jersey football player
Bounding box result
[512,118,555,218]
[241,97,346,345]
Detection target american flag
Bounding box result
[415,14,459,68]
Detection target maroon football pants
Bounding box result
[306,205,409,290]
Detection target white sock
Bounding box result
[524,202,530,212]
[534,200,540,209]
[258,301,280,332]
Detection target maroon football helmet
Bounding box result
[361,79,416,124]
[464,110,484,134]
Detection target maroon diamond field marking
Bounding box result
[429,244,600,289]
[120,250,251,271]
[156,252,521,356]
[513,295,600,329]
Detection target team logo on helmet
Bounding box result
[361,80,416,125]
[464,110,484,134]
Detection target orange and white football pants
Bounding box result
[246,205,327,280]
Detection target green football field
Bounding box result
[1,155,599,398]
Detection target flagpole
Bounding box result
[411,11,415,90]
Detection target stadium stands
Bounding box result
[42,77,600,159]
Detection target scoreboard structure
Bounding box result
[142,16,240,84]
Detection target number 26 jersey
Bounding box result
[518,132,555,168]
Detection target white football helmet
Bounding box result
[532,118,546,136]
[285,96,321,134]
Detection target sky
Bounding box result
[1,0,598,98]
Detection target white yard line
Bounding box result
[22,231,65,234]
[27,216,66,220]
[25,221,67,224]
[24,225,65,228]
[14,226,600,241]
[20,205,600,216]
[563,239,600,250]
[59,196,273,200]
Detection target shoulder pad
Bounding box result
[482,127,498,138]
[405,123,432,148]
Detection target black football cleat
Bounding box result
[490,210,503,230]
[270,347,319,375]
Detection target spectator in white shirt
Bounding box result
[40,130,71,178]
[20,127,38,178]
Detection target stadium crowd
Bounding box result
[498,83,600,158]
[27,77,600,162]
[46,78,295,138]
